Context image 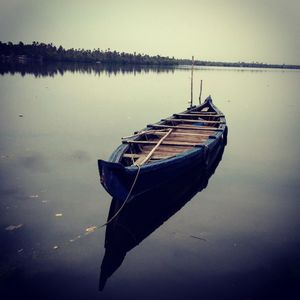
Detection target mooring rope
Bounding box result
[100,164,141,227]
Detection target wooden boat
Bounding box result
[98,95,227,201]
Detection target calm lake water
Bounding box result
[0,64,299,299]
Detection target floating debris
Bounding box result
[53,245,59,250]
[29,194,39,198]
[85,226,97,233]
[5,224,23,231]
[55,213,63,217]
[190,235,207,241]
[17,249,24,253]
[19,114,23,117]
[41,200,48,203]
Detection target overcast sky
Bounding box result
[0,0,299,64]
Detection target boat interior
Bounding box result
[121,106,225,166]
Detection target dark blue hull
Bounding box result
[98,97,227,201]
[98,146,206,201]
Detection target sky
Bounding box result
[0,0,299,64]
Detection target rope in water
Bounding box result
[100,164,141,227]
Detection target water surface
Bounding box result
[0,64,299,299]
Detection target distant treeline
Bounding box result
[179,59,300,70]
[0,41,177,65]
[1,41,299,70]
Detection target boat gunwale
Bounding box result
[107,96,226,170]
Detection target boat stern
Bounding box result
[98,160,131,200]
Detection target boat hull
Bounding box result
[98,136,226,201]
[98,97,227,201]
[98,146,208,200]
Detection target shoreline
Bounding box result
[1,56,300,71]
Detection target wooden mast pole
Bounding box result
[190,56,194,107]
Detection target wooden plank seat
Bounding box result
[163,118,226,124]
[123,153,174,160]
[189,111,218,115]
[122,140,204,147]
[174,113,224,118]
[164,134,207,143]
[173,128,216,135]
[148,124,223,131]
[141,145,193,153]
[144,130,213,138]
[123,145,194,164]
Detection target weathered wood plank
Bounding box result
[121,129,169,140]
[137,129,173,165]
[142,149,191,157]
[141,151,190,157]
[134,155,147,165]
[164,135,206,143]
[146,130,212,137]
[174,113,224,118]
[174,129,214,135]
[123,140,202,147]
[141,145,192,153]
[189,111,218,115]
[148,124,223,131]
[163,118,226,124]
[123,153,174,160]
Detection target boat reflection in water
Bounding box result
[99,140,227,291]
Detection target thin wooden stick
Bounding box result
[199,80,203,104]
[135,129,173,165]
